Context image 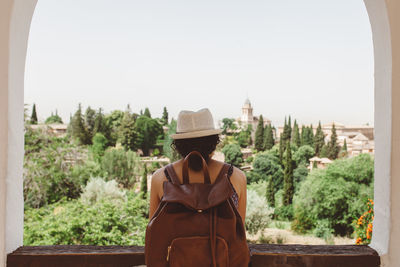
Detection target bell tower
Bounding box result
[241,98,253,124]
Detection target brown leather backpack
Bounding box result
[145,151,251,267]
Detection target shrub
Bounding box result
[245,189,274,235]
[249,152,283,188]
[291,154,374,237]
[80,177,127,205]
[222,143,243,167]
[354,199,374,245]
[100,148,142,188]
[24,190,148,246]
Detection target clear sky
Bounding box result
[24,0,374,127]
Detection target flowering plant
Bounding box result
[354,198,374,245]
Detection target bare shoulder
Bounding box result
[229,165,247,196]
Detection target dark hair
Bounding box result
[171,134,220,171]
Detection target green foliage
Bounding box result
[328,123,340,160]
[105,110,125,147]
[222,118,237,135]
[236,129,251,148]
[274,205,293,221]
[254,115,264,151]
[162,107,169,125]
[283,141,294,206]
[163,119,180,161]
[80,177,127,205]
[354,199,374,245]
[70,103,90,145]
[45,110,63,124]
[144,107,152,118]
[293,145,315,166]
[293,164,309,190]
[249,152,283,189]
[84,106,97,144]
[30,103,38,124]
[291,120,301,148]
[118,107,137,151]
[245,190,274,235]
[24,128,92,208]
[134,115,164,156]
[313,121,325,156]
[141,166,148,199]
[24,190,148,246]
[222,143,243,167]
[301,125,314,147]
[89,133,108,163]
[263,124,275,150]
[292,154,374,237]
[266,177,275,207]
[100,148,142,188]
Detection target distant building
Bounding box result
[29,123,68,137]
[309,156,332,170]
[236,98,271,130]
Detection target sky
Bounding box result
[24,0,374,127]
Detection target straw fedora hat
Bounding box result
[171,108,222,139]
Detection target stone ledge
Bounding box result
[7,244,380,267]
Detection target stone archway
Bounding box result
[1,0,399,266]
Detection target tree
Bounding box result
[85,106,97,143]
[30,103,38,124]
[89,132,108,163]
[141,165,148,199]
[162,107,169,125]
[222,118,236,135]
[254,115,264,151]
[163,119,181,161]
[144,107,151,118]
[222,143,243,167]
[93,108,110,143]
[328,123,340,160]
[45,110,63,124]
[293,145,315,167]
[283,140,294,206]
[291,120,301,148]
[118,106,137,151]
[302,125,314,147]
[339,139,348,158]
[300,125,306,146]
[320,144,329,158]
[105,110,125,146]
[134,116,164,156]
[266,177,275,207]
[279,133,284,165]
[263,124,275,150]
[236,129,251,148]
[314,121,325,156]
[71,103,90,145]
[250,152,283,188]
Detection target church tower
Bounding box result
[241,98,254,125]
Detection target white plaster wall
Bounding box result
[6,0,37,255]
[364,0,392,257]
[0,1,13,266]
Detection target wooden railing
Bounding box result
[7,244,380,267]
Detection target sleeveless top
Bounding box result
[163,163,239,209]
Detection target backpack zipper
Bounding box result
[166,245,171,261]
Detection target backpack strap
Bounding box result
[213,163,232,184]
[164,164,181,185]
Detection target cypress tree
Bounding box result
[118,105,137,151]
[85,106,96,144]
[162,107,169,125]
[71,103,89,145]
[320,144,329,158]
[144,107,151,118]
[287,115,292,140]
[279,133,284,165]
[266,177,275,207]
[300,125,306,146]
[328,123,340,159]
[254,115,264,151]
[282,116,289,143]
[30,103,38,124]
[283,140,294,206]
[291,120,301,147]
[343,138,348,151]
[263,124,275,150]
[141,165,148,199]
[314,121,325,156]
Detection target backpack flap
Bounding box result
[162,174,233,211]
